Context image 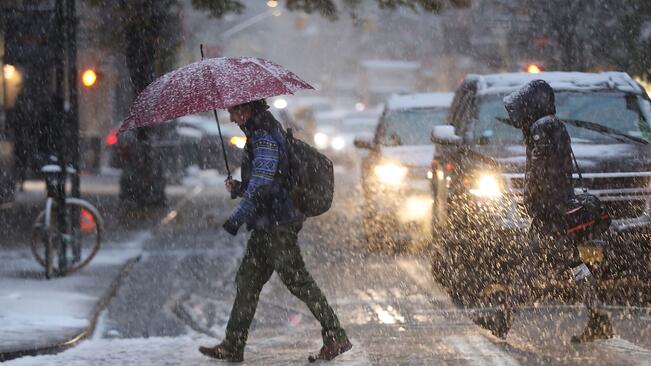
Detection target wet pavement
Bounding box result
[3,168,651,365]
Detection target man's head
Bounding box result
[503,79,556,130]
[227,104,254,126]
[227,99,269,127]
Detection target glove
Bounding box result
[222,219,240,236]
[230,180,243,199]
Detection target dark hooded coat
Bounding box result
[503,80,574,226]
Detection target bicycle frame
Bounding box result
[43,162,77,273]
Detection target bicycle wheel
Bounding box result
[63,198,104,274]
[31,198,104,275]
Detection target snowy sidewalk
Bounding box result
[0,233,149,361]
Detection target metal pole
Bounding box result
[54,0,67,271]
[66,0,81,263]
[66,0,79,198]
[200,44,231,178]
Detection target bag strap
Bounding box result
[569,146,588,193]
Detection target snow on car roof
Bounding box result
[177,114,242,135]
[386,92,454,110]
[314,109,350,121]
[360,59,420,70]
[472,71,644,95]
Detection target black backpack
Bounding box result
[284,128,334,217]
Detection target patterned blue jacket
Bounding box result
[228,111,304,230]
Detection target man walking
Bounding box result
[474,79,614,343]
[199,100,351,362]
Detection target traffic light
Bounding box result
[81,68,98,88]
[525,64,542,74]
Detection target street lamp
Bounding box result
[267,0,278,8]
[3,64,16,80]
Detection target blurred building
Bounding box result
[441,0,532,75]
[0,0,129,175]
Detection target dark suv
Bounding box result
[429,71,651,294]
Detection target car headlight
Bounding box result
[374,163,408,186]
[331,137,345,150]
[229,136,246,149]
[469,173,503,198]
[314,132,329,149]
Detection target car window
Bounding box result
[343,118,377,133]
[379,107,448,146]
[475,91,651,144]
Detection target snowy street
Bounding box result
[3,0,651,364]
[1,168,649,365]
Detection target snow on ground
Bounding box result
[0,233,149,352]
[3,332,370,366]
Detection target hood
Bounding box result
[471,142,651,173]
[503,79,556,130]
[381,145,436,167]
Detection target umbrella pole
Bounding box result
[211,109,231,178]
[201,44,231,179]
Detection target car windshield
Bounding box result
[343,118,377,133]
[475,91,651,144]
[380,108,448,146]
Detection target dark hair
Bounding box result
[247,99,269,113]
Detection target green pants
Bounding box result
[224,223,346,351]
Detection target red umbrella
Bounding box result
[119,56,314,132]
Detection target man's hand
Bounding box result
[222,219,239,236]
[225,176,234,193]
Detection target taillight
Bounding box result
[106,132,118,146]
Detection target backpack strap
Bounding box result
[569,146,588,194]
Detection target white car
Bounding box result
[354,92,454,250]
[312,108,382,166]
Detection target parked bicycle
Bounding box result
[30,157,104,278]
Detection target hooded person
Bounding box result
[474,79,613,343]
[504,79,575,225]
[198,99,352,362]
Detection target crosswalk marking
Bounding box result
[397,258,455,303]
[445,335,520,366]
[596,337,651,366]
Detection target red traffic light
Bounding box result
[82,68,98,87]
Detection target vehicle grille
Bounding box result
[515,200,646,220]
[407,167,431,180]
[509,176,650,190]
[507,173,651,220]
[603,200,646,220]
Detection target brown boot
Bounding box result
[571,312,614,343]
[198,342,244,362]
[473,307,511,340]
[308,338,353,362]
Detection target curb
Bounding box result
[0,255,141,362]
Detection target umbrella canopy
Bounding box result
[119,57,313,132]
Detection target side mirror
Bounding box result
[354,137,374,150]
[431,125,462,146]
